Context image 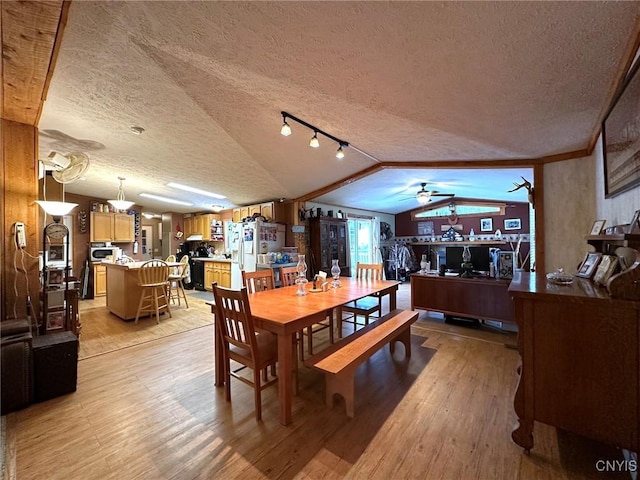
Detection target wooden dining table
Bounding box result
[208,277,400,425]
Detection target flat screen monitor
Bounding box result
[445,246,491,273]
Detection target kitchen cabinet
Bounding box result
[260,202,274,220]
[232,201,287,223]
[183,216,196,238]
[183,214,222,241]
[94,264,107,297]
[204,261,231,289]
[90,212,134,242]
[249,205,261,217]
[204,263,215,290]
[309,217,350,277]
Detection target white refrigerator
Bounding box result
[225,221,286,289]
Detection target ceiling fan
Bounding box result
[412,182,455,205]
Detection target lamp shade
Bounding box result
[35,201,78,216]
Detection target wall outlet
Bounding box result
[15,222,26,248]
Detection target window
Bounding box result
[348,217,378,266]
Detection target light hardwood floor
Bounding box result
[3,283,628,479]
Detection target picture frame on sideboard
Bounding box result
[576,252,602,279]
[590,219,606,235]
[593,255,619,285]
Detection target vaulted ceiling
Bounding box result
[4,1,640,214]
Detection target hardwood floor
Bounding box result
[3,283,628,479]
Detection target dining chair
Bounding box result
[212,283,278,421]
[341,263,384,333]
[167,255,189,307]
[242,269,275,293]
[135,259,172,324]
[280,265,335,359]
[165,254,176,263]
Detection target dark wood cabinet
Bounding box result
[509,272,640,453]
[309,217,350,277]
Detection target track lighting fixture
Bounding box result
[309,131,320,148]
[279,111,380,163]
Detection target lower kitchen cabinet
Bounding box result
[204,261,231,289]
[94,264,107,296]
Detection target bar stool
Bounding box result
[167,256,189,308]
[135,260,172,324]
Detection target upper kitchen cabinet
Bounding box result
[90,212,134,243]
[183,214,222,241]
[231,201,289,223]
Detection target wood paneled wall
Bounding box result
[2,119,41,322]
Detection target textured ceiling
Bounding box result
[36,1,640,214]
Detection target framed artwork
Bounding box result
[46,268,64,287]
[593,255,619,285]
[480,218,493,232]
[504,218,521,231]
[603,58,640,198]
[628,209,640,234]
[576,252,602,278]
[589,220,606,235]
[46,309,65,330]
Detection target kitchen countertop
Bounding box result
[192,257,233,263]
[256,262,298,268]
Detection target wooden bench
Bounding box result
[304,308,418,417]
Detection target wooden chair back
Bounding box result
[242,269,275,293]
[212,284,259,360]
[280,265,299,287]
[138,260,170,287]
[355,263,384,281]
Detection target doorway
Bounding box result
[141,226,154,260]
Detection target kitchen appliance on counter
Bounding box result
[90,245,119,262]
[225,220,285,289]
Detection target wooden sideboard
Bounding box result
[509,272,639,453]
[410,273,515,324]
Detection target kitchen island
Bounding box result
[104,260,180,321]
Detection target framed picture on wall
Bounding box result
[603,57,640,198]
[480,218,493,232]
[504,218,521,230]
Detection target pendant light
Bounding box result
[108,177,134,211]
[280,113,292,136]
[309,131,320,148]
[336,145,345,159]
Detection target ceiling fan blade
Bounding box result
[431,193,455,197]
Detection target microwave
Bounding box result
[90,247,118,262]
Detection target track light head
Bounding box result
[309,132,320,148]
[280,113,292,136]
[336,145,345,159]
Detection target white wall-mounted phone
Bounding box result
[15,222,27,248]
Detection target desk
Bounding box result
[104,261,181,320]
[410,272,515,325]
[209,277,399,425]
[509,272,640,453]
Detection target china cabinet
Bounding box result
[309,217,350,277]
